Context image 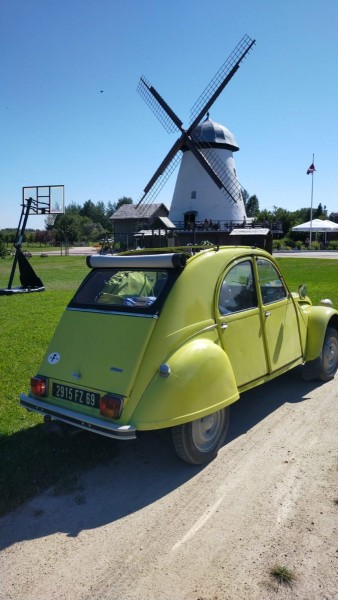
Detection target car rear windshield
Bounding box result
[69,268,175,314]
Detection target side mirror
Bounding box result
[298,284,307,299]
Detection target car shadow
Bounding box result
[227,365,319,443]
[0,366,325,550]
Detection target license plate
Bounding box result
[52,383,100,409]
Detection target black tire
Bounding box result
[303,326,338,382]
[317,326,338,381]
[172,408,230,465]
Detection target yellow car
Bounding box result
[20,247,338,464]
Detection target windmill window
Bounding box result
[191,191,197,199]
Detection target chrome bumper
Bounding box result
[19,394,137,440]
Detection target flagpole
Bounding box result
[309,153,314,246]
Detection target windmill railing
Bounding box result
[170,220,283,234]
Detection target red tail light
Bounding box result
[31,376,48,397]
[100,394,123,419]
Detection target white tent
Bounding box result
[292,218,338,244]
[292,218,338,232]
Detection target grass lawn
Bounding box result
[276,258,338,307]
[0,255,337,515]
[0,256,116,516]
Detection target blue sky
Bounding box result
[1,0,337,229]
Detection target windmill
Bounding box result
[137,34,255,227]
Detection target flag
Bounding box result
[307,162,316,175]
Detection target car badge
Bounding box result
[48,352,60,365]
[71,371,81,381]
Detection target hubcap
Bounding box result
[323,335,338,375]
[191,411,226,453]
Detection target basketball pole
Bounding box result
[7,197,33,289]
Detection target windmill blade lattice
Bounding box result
[137,76,182,134]
[189,34,255,127]
[137,151,182,212]
[191,131,244,204]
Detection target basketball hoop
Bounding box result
[0,185,65,295]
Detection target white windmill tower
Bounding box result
[137,35,255,231]
[169,114,246,227]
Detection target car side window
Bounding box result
[219,260,257,314]
[256,259,287,304]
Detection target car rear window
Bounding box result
[69,268,172,313]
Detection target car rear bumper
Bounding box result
[19,394,137,440]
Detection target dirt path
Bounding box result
[1,368,337,600]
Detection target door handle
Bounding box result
[265,311,271,317]
[220,323,228,329]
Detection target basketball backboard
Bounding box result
[22,185,65,215]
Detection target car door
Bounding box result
[255,257,303,373]
[217,258,269,388]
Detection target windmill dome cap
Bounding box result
[192,118,239,151]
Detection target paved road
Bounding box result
[274,250,338,259]
[31,246,98,256]
[32,248,338,259]
[1,371,336,600]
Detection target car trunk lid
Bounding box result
[40,309,157,397]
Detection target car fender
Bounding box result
[130,338,239,430]
[305,306,338,360]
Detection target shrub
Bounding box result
[281,237,295,249]
[272,239,282,250]
[270,565,295,587]
[310,241,320,250]
[327,240,338,250]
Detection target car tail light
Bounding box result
[31,376,48,397]
[100,394,123,419]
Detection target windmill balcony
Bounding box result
[172,220,283,235]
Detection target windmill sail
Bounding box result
[138,151,182,213]
[189,34,255,126]
[137,76,182,133]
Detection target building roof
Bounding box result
[190,118,239,152]
[158,216,176,229]
[229,228,270,236]
[110,203,168,220]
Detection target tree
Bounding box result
[112,197,133,213]
[0,234,7,258]
[54,214,81,244]
[246,195,260,217]
[257,208,273,223]
[45,214,57,231]
[242,189,250,209]
[272,206,296,234]
[66,202,82,215]
[81,220,104,242]
[80,200,99,222]
[314,203,327,219]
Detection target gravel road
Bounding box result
[1,368,337,600]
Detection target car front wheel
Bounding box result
[172,408,230,465]
[318,326,338,381]
[303,326,338,382]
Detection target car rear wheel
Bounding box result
[172,408,230,465]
